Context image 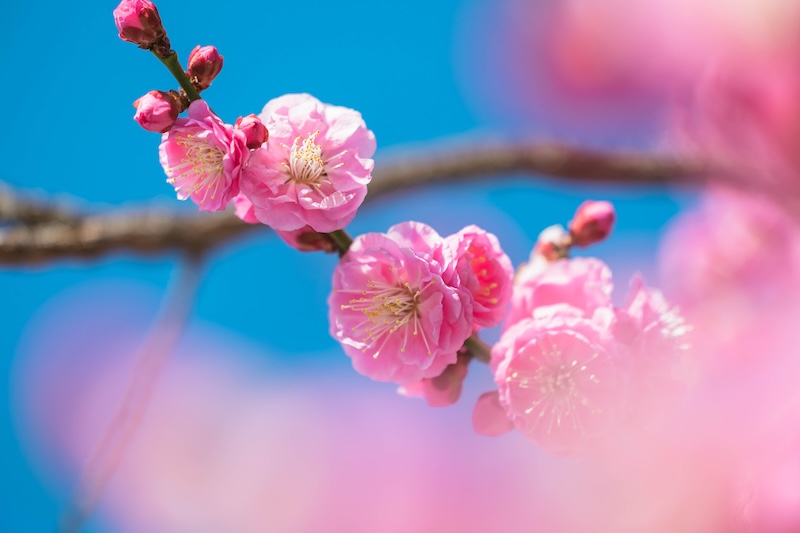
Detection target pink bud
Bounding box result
[133,90,180,133]
[398,353,470,407]
[533,224,571,261]
[187,45,224,91]
[568,200,616,247]
[113,0,169,52]
[235,114,269,149]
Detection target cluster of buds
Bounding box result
[115,0,224,133]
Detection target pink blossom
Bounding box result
[447,225,514,328]
[159,100,248,212]
[615,276,693,419]
[232,193,258,224]
[569,200,615,247]
[328,222,473,385]
[398,352,470,407]
[240,93,375,232]
[113,0,168,51]
[133,90,180,133]
[489,309,628,454]
[505,257,613,331]
[187,45,224,91]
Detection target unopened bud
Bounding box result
[569,200,616,247]
[534,224,571,261]
[235,114,269,149]
[113,0,169,53]
[187,45,224,91]
[276,226,337,253]
[133,90,181,133]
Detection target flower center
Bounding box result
[507,334,604,434]
[339,278,436,358]
[168,133,226,203]
[287,131,326,183]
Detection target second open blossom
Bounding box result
[240,93,376,233]
[159,100,248,211]
[328,222,473,385]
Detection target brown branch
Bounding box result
[0,141,706,266]
[60,255,204,533]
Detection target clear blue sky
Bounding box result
[1,1,688,530]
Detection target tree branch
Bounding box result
[0,141,706,266]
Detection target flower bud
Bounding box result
[133,90,181,133]
[113,0,169,52]
[568,200,616,247]
[398,352,470,407]
[275,226,336,253]
[235,114,268,149]
[187,45,224,91]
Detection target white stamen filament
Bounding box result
[167,134,226,203]
[339,278,436,358]
[507,336,603,435]
[282,131,346,188]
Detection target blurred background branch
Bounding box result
[59,255,205,533]
[0,141,705,266]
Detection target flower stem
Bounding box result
[464,335,491,363]
[152,50,202,102]
[327,229,353,257]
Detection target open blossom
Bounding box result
[240,93,375,232]
[328,222,473,385]
[159,100,249,212]
[476,251,691,452]
[506,257,613,331]
[447,225,514,328]
[486,307,629,454]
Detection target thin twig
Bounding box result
[59,255,205,533]
[0,141,707,266]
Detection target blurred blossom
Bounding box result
[672,54,800,196]
[13,267,800,532]
[456,0,800,136]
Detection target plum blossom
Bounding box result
[328,222,473,385]
[240,93,375,232]
[488,307,628,455]
[616,276,693,419]
[505,257,613,331]
[159,100,249,212]
[447,225,514,328]
[476,252,691,453]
